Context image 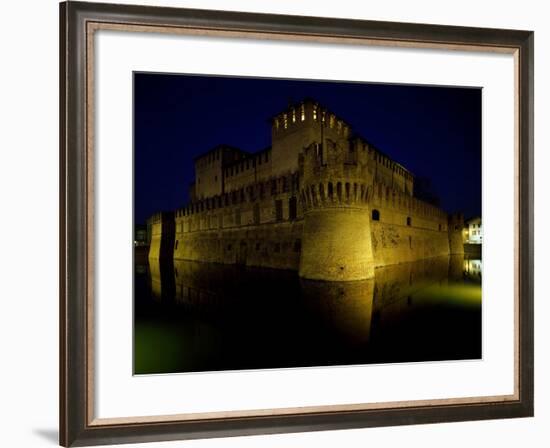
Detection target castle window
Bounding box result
[292,108,296,123]
[283,113,288,128]
[256,242,261,251]
[372,209,380,221]
[439,224,442,231]
[214,175,217,182]
[407,217,412,226]
[301,104,305,121]
[175,240,179,250]
[289,197,297,220]
[227,244,232,251]
[275,200,283,222]
[313,104,318,121]
[294,239,301,252]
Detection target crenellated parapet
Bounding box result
[299,139,374,213]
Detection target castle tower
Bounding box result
[148,211,175,260]
[298,138,376,281]
[448,213,465,255]
[270,99,351,177]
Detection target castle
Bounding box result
[148,98,464,282]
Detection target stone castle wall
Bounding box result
[148,212,175,261]
[369,183,451,267]
[165,175,458,274]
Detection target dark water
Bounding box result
[134,256,481,375]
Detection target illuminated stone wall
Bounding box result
[193,145,249,200]
[147,211,175,261]
[448,213,466,255]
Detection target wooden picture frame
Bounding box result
[59,1,534,446]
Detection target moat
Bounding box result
[134,255,481,374]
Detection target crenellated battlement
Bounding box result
[271,99,352,139]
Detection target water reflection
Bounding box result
[463,258,482,279]
[135,256,481,374]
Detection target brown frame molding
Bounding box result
[60,1,534,446]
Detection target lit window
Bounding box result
[301,104,305,121]
[283,113,288,129]
[313,104,318,121]
[292,108,296,123]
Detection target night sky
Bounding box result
[134,73,481,225]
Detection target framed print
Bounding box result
[59,1,534,446]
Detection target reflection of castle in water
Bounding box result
[146,255,474,345]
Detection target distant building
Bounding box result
[134,224,150,247]
[465,217,482,244]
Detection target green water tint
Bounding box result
[134,255,481,375]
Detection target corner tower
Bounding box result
[298,137,376,281]
[448,213,465,255]
[148,211,175,260]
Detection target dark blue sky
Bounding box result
[134,73,481,225]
